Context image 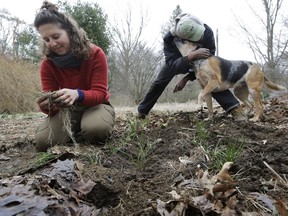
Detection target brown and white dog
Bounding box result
[175,40,287,121]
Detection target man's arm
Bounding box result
[173,74,192,93]
[173,48,211,93]
[187,48,211,62]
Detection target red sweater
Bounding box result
[39,44,110,114]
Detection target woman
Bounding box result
[34,1,115,152]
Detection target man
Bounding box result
[137,13,246,121]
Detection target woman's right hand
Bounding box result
[36,95,50,111]
[36,95,59,112]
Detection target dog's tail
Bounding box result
[264,76,287,92]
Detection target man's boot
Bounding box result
[230,106,247,121]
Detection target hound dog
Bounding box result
[175,39,287,121]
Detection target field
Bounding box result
[0,95,288,216]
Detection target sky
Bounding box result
[1,0,287,62]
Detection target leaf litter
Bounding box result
[0,94,288,215]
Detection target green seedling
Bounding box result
[34,152,57,166]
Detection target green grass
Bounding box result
[135,136,154,168]
[0,112,44,119]
[192,120,246,172]
[210,138,245,171]
[193,121,210,147]
[126,118,149,140]
[34,152,57,166]
[85,152,102,165]
[105,117,156,169]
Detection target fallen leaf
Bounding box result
[275,199,288,216]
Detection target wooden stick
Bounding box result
[263,161,288,188]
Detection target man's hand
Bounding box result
[52,88,79,107]
[188,48,211,61]
[173,75,190,93]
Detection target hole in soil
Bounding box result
[87,181,120,208]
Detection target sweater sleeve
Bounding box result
[163,32,192,75]
[38,60,60,116]
[78,46,110,106]
[40,60,60,92]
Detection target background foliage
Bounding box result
[60,0,110,54]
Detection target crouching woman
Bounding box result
[34,1,115,152]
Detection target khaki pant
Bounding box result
[34,104,115,152]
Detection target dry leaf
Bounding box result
[168,190,181,200]
[179,156,193,166]
[275,199,288,216]
[213,162,234,183]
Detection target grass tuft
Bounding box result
[192,120,245,172]
[0,56,40,114]
[34,152,57,166]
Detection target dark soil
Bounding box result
[0,95,288,216]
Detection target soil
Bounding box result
[0,94,288,216]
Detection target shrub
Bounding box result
[0,56,41,114]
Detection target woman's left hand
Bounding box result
[52,88,79,107]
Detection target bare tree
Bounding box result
[0,9,14,55]
[235,0,288,84]
[108,5,162,104]
[161,5,182,38]
[127,43,162,104]
[0,9,34,61]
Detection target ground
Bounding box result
[0,95,288,216]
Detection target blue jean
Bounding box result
[138,65,239,115]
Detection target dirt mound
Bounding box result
[0,94,288,215]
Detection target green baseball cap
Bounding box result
[171,16,205,42]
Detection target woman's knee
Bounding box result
[34,114,70,151]
[35,131,69,152]
[82,125,113,143]
[34,135,51,152]
[81,104,115,143]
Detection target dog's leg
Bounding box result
[246,65,264,121]
[249,89,263,121]
[198,80,220,105]
[233,82,253,114]
[205,93,214,119]
[197,80,220,119]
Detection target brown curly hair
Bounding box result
[34,1,91,59]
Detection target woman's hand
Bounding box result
[36,95,51,111]
[187,48,211,61]
[36,94,59,113]
[52,88,79,107]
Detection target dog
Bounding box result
[174,39,287,121]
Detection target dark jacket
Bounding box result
[163,24,216,76]
[137,23,219,115]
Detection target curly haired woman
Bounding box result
[34,1,115,152]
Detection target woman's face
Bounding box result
[38,23,71,55]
